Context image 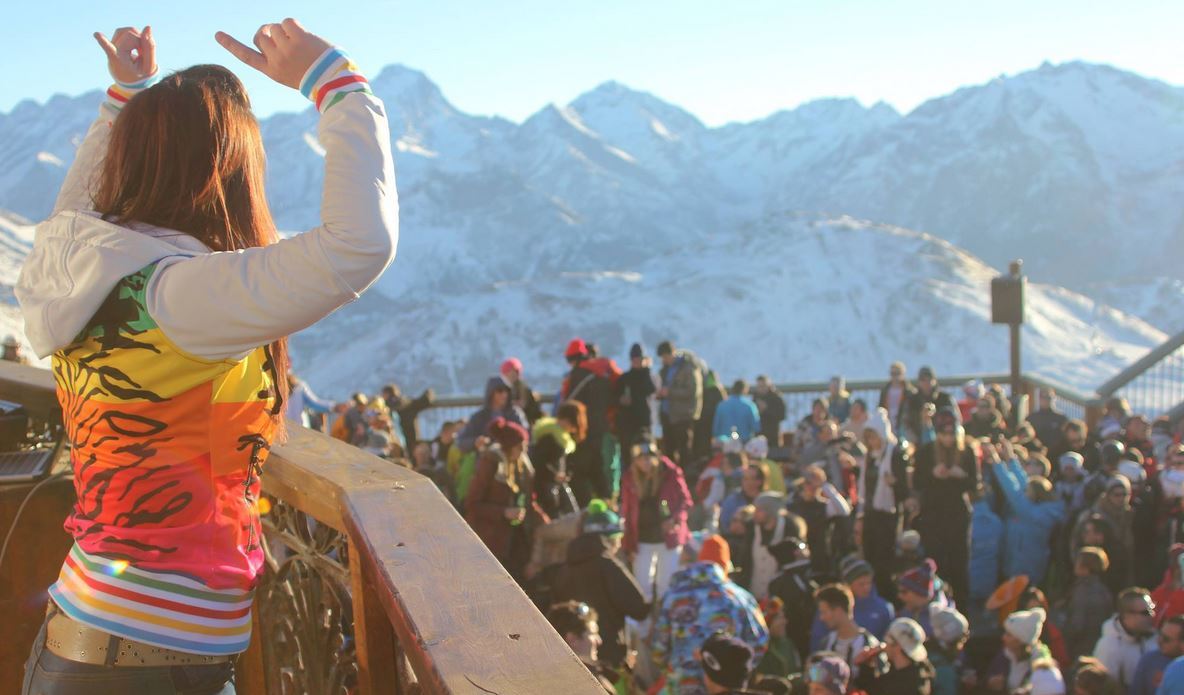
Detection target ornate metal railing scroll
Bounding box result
[256,495,358,695]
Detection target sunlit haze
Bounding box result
[3,0,1180,124]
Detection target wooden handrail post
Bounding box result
[350,538,401,695]
[236,607,269,695]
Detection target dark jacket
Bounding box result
[388,389,433,448]
[457,378,528,453]
[568,437,613,510]
[914,443,978,520]
[1050,440,1102,477]
[566,360,614,438]
[767,559,818,660]
[552,533,649,667]
[615,366,656,442]
[531,432,578,519]
[1063,574,1114,660]
[964,409,1007,440]
[1027,407,1068,453]
[753,389,787,445]
[855,658,935,695]
[695,373,727,458]
[904,388,957,442]
[510,378,543,425]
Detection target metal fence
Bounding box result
[1095,330,1184,420]
[409,372,1100,442]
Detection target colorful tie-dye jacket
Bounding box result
[15,47,397,655]
[651,561,768,695]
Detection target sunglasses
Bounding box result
[637,443,660,457]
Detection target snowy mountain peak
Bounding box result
[568,80,705,145]
[370,63,459,117]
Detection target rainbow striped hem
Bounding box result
[47,544,254,656]
[299,46,372,113]
[105,72,160,111]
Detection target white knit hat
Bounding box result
[744,435,769,460]
[1030,665,1066,695]
[1004,607,1046,646]
[1058,452,1084,473]
[753,492,786,519]
[928,604,969,647]
[1118,460,1146,485]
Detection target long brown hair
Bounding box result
[93,65,289,435]
[556,401,588,443]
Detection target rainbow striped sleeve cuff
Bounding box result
[299,47,372,113]
[106,72,161,111]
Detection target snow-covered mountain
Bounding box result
[0,60,1180,396]
[284,212,1165,398]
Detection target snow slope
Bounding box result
[285,213,1164,398]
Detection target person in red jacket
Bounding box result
[1153,544,1184,626]
[620,439,693,605]
[465,418,544,581]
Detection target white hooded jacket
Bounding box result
[17,84,398,363]
[1092,614,1155,689]
[859,406,901,514]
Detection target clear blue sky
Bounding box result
[3,1,1180,125]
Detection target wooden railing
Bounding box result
[0,362,603,695]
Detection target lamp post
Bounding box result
[991,259,1026,398]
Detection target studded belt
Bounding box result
[43,600,233,667]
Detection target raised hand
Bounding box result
[215,19,331,90]
[94,26,157,85]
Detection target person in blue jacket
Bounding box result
[987,438,1064,588]
[969,494,1004,605]
[810,556,895,650]
[1158,653,1184,694]
[713,379,762,442]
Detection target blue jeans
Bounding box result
[22,614,236,695]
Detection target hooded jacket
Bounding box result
[753,388,786,443]
[619,455,692,552]
[969,497,1003,602]
[1064,574,1113,660]
[991,459,1064,586]
[456,377,528,452]
[1093,614,1156,689]
[713,395,761,441]
[652,561,767,694]
[858,408,911,514]
[464,444,538,566]
[16,67,396,655]
[552,532,648,667]
[659,350,703,424]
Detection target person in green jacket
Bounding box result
[757,596,802,678]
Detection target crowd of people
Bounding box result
[298,342,1184,695]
